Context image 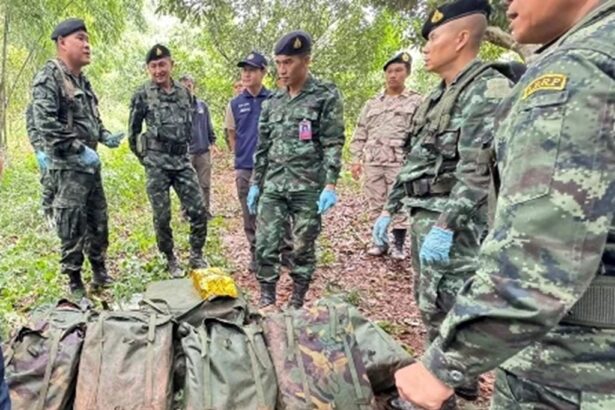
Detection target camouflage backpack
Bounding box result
[4,300,89,410]
[73,310,174,410]
[316,297,414,393]
[180,309,277,410]
[264,304,376,410]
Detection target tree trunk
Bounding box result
[0,8,10,149]
[485,25,539,62]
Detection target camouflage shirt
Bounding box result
[31,59,111,174]
[349,88,422,166]
[423,2,615,393]
[384,59,511,231]
[128,79,193,170]
[251,74,345,192]
[25,103,44,152]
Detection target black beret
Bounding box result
[422,0,491,40]
[383,52,412,71]
[274,31,312,56]
[238,51,268,69]
[51,18,87,41]
[146,44,171,64]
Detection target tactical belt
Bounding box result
[147,139,187,156]
[561,275,615,328]
[404,177,456,197]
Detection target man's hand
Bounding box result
[247,185,260,215]
[420,226,454,265]
[350,163,362,180]
[101,132,125,148]
[395,362,455,410]
[317,185,337,215]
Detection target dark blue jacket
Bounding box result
[189,98,216,155]
[0,346,10,410]
[230,87,271,169]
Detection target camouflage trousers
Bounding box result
[409,208,483,343]
[144,165,207,255]
[364,165,407,231]
[256,189,321,284]
[491,369,615,409]
[50,170,109,275]
[0,346,9,410]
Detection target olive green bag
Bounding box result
[180,312,277,410]
[317,296,415,393]
[73,311,174,410]
[4,300,89,410]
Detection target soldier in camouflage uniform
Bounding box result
[26,103,55,227]
[249,31,345,309]
[31,18,122,295]
[374,0,512,401]
[395,1,615,409]
[129,44,208,278]
[350,52,422,260]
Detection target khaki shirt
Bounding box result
[350,89,422,166]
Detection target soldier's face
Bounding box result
[147,57,173,86]
[385,63,409,90]
[422,26,458,74]
[274,55,309,88]
[506,0,594,43]
[58,31,91,67]
[241,66,266,89]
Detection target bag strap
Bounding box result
[245,326,267,408]
[34,330,62,410]
[198,325,214,410]
[285,312,313,407]
[144,314,157,406]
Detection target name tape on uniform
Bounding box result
[522,74,568,100]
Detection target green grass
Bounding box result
[0,143,229,337]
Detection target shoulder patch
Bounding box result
[485,78,511,99]
[522,74,567,100]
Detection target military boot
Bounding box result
[189,248,208,269]
[165,253,184,278]
[288,279,310,309]
[258,282,277,308]
[367,244,388,257]
[390,229,407,260]
[90,260,114,290]
[455,380,479,402]
[66,270,86,298]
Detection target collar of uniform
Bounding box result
[54,58,82,81]
[449,58,483,87]
[279,74,316,97]
[536,0,615,55]
[241,86,270,99]
[378,87,413,100]
[148,78,182,93]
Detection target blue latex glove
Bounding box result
[35,150,48,172]
[247,185,260,215]
[420,226,454,265]
[101,132,125,148]
[317,188,337,214]
[372,215,391,247]
[80,146,100,168]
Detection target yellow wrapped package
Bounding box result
[190,267,239,300]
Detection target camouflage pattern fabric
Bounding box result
[252,74,344,284]
[31,59,112,276]
[263,305,376,410]
[421,2,615,403]
[409,209,483,343]
[383,59,510,340]
[256,189,320,283]
[74,311,174,410]
[5,301,88,410]
[129,80,207,255]
[26,103,55,214]
[50,170,108,276]
[144,165,206,255]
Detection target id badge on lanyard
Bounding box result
[299,119,312,141]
